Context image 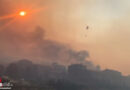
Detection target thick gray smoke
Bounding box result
[0,26,89,64]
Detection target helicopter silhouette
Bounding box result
[86,26,89,30]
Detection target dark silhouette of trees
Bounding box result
[2,60,130,90]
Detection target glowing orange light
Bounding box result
[19,11,26,16]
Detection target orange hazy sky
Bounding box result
[2,0,130,75]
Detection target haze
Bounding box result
[0,0,130,75]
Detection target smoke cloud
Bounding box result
[0,0,99,71]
